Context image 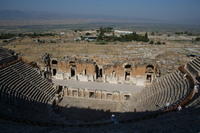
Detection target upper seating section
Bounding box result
[0,48,18,65]
[185,57,200,78]
[0,60,57,104]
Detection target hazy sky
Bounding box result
[1,0,200,24]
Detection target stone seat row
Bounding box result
[185,57,200,77]
[0,61,56,104]
[13,62,55,98]
[134,70,192,111]
[0,67,50,103]
[183,57,200,108]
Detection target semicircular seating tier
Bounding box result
[185,57,200,108]
[0,61,57,104]
[132,70,193,111]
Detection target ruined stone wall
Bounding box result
[47,57,159,86]
[62,87,131,102]
[76,63,96,81]
[76,63,95,75]
[132,66,146,76]
[57,61,71,73]
[104,64,124,77]
[57,86,133,112]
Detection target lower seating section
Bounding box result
[133,70,193,111]
[0,100,65,124]
[0,61,57,104]
[186,92,200,108]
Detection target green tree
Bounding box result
[151,32,155,36]
[144,32,149,42]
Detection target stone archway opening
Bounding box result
[146,74,152,82]
[95,65,103,79]
[53,69,57,76]
[52,60,58,65]
[71,68,76,77]
[125,71,130,81]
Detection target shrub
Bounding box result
[149,40,154,44]
[195,37,200,41]
[0,33,16,39]
[85,32,91,36]
[155,41,161,45]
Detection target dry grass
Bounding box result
[3,34,200,64]
[3,40,129,62]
